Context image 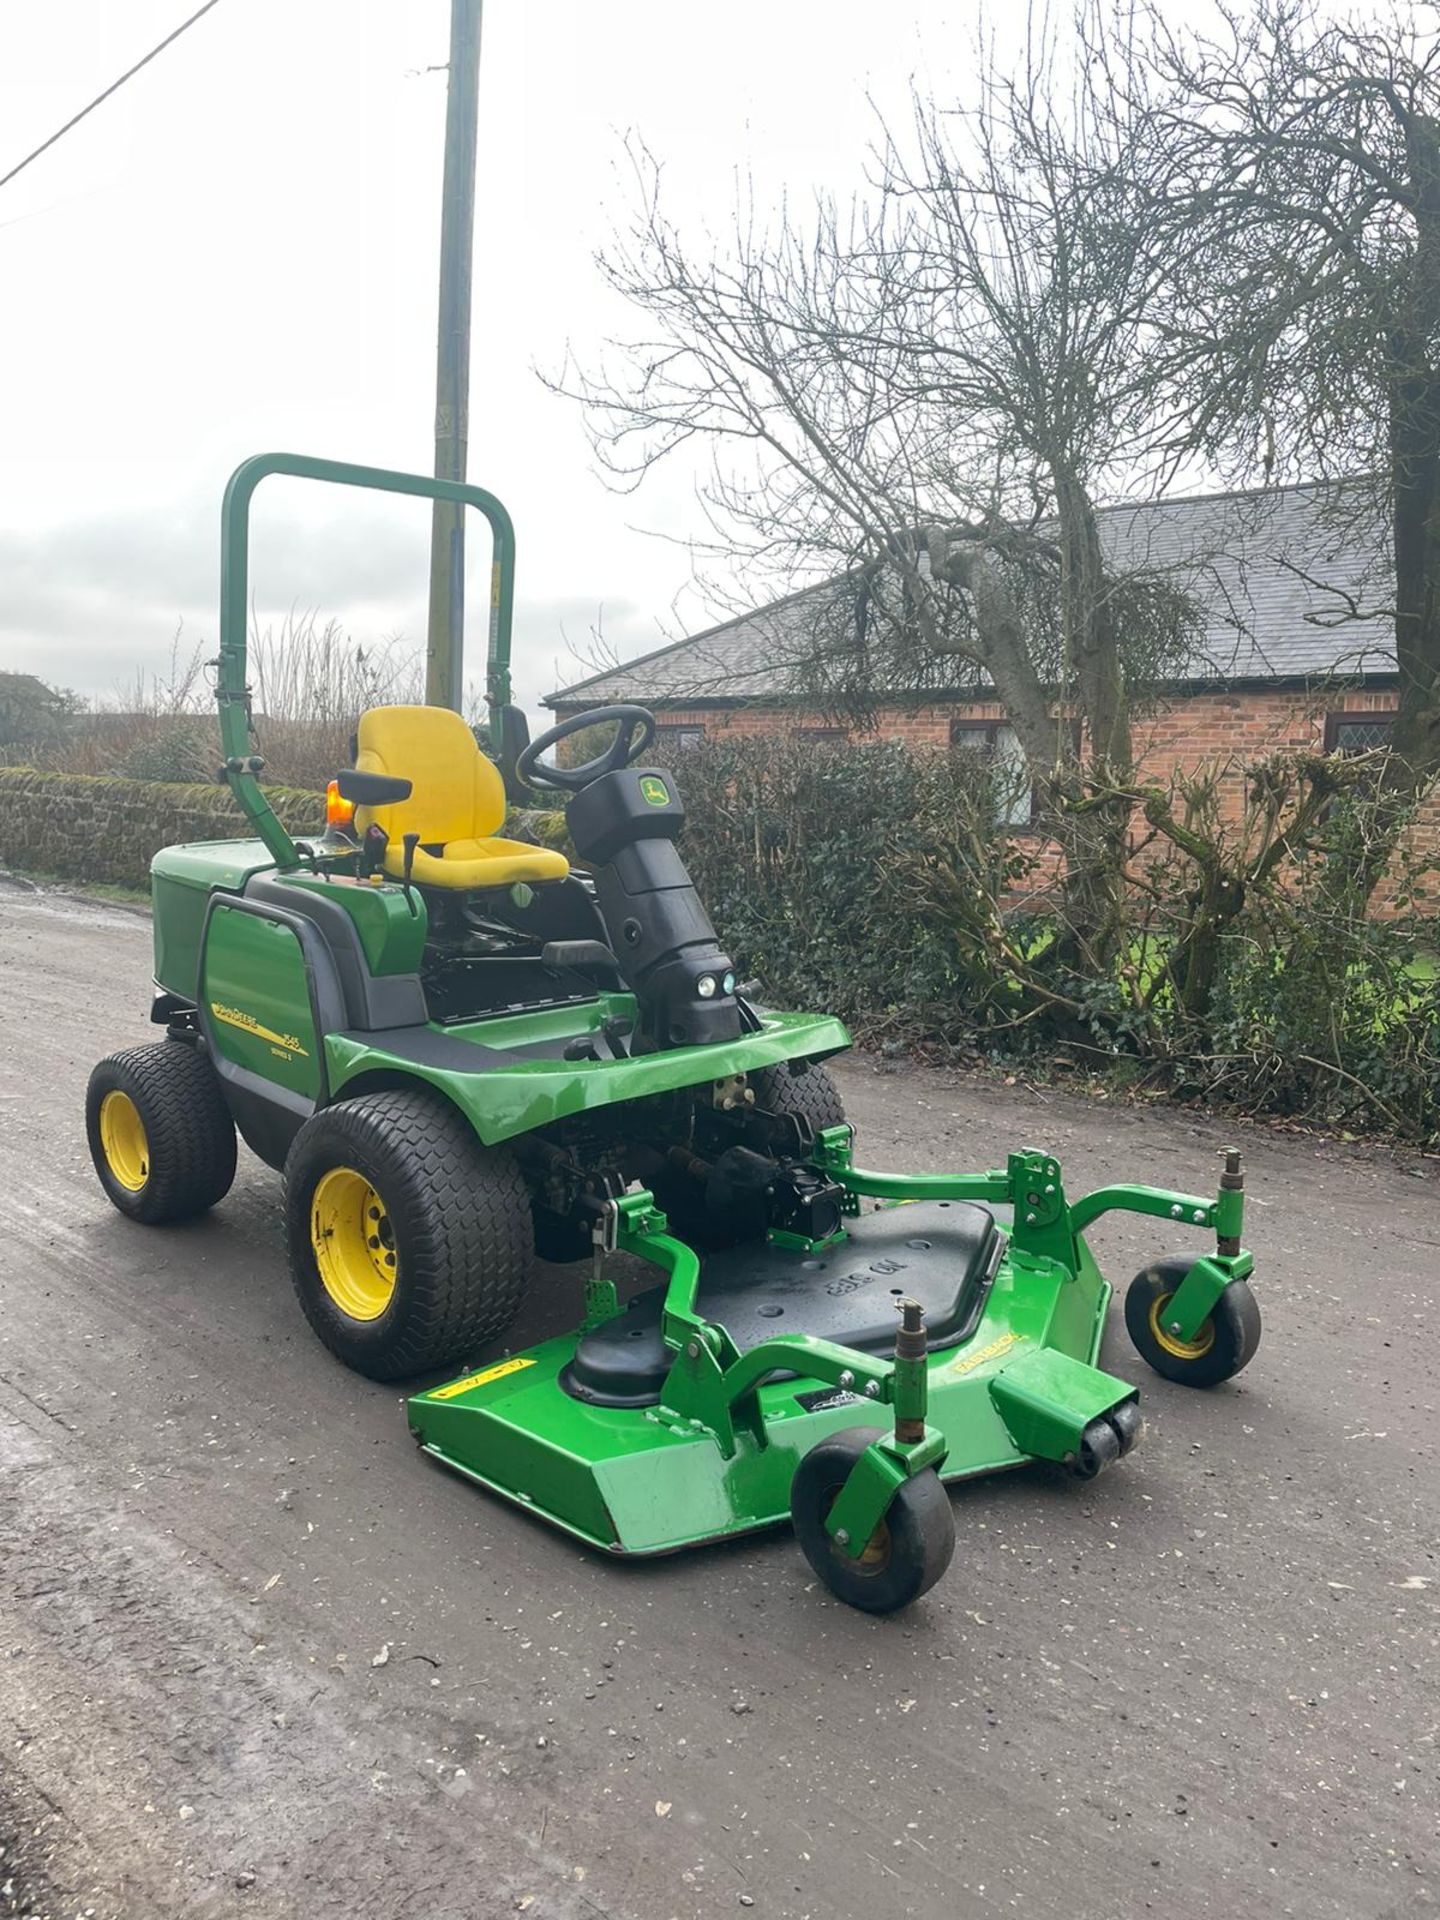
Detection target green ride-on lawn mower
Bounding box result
[86,453,1262,1613]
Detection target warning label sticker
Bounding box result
[428,1356,536,1400]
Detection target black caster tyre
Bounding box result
[284,1089,533,1381]
[1070,1416,1122,1479]
[1125,1256,1262,1388]
[86,1042,237,1224]
[750,1061,846,1132]
[790,1425,955,1614]
[1107,1398,1144,1456]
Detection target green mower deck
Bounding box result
[409,1140,1253,1574]
[408,1223,1123,1555]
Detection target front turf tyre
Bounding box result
[86,1042,237,1224]
[790,1426,955,1614]
[750,1060,846,1133]
[284,1090,533,1380]
[1124,1256,1262,1388]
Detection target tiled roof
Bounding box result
[548,480,1395,706]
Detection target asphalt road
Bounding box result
[1,875,1436,1920]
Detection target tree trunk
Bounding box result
[1051,470,1134,969]
[947,524,1133,975]
[1323,112,1440,915]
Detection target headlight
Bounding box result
[696,974,717,998]
[722,971,736,994]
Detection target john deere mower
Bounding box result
[86,454,1262,1613]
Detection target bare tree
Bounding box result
[558,9,1199,970]
[1143,0,1440,902]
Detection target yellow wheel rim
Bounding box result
[854,1515,892,1573]
[1149,1290,1215,1361]
[99,1090,149,1192]
[823,1488,892,1576]
[310,1166,398,1322]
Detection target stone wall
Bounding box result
[0,770,572,894]
[0,771,324,892]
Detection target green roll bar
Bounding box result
[216,452,517,869]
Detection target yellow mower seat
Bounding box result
[354,705,569,891]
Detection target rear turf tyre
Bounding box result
[750,1060,846,1132]
[1124,1256,1262,1388]
[86,1042,237,1224]
[790,1425,955,1614]
[284,1090,533,1380]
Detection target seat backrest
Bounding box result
[354,705,506,845]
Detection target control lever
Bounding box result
[401,831,420,917]
[359,822,389,879]
[562,1017,633,1063]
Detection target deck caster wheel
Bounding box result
[790,1426,955,1615]
[1125,1257,1262,1388]
[1070,1416,1123,1479]
[1107,1399,1144,1456]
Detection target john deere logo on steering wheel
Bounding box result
[639,775,670,806]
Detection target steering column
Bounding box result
[519,707,743,1050]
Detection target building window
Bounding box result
[949,720,1035,828]
[655,724,705,752]
[1323,712,1394,754]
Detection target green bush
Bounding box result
[119,723,216,784]
[1203,897,1439,1136]
[669,733,1439,1140]
[675,736,1033,1041]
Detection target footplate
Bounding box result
[563,1200,1004,1408]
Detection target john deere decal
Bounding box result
[209,1002,309,1057]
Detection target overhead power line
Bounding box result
[0,0,225,194]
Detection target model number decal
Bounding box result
[429,1356,536,1400]
[825,1257,908,1298]
[209,1001,309,1057]
[949,1331,1026,1376]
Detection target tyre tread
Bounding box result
[86,1042,237,1224]
[284,1090,532,1379]
[751,1061,846,1132]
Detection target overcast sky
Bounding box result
[0,0,983,718]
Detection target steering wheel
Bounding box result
[517,704,657,793]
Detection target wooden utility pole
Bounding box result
[425,0,483,710]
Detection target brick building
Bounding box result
[548,480,1430,862]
